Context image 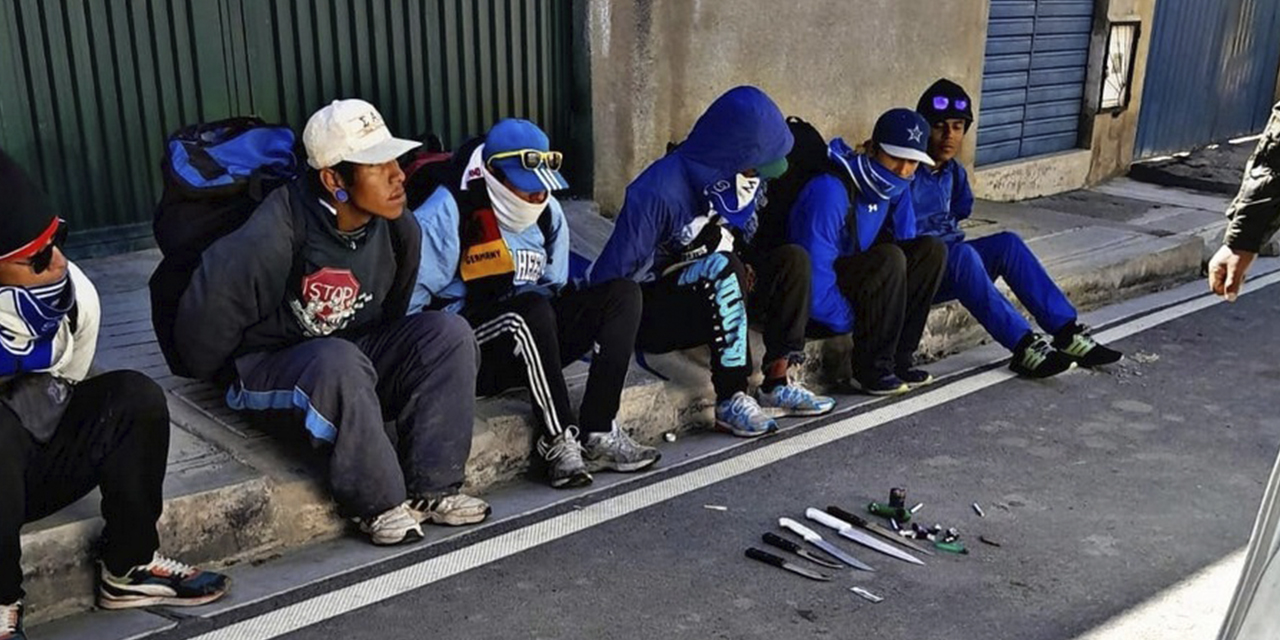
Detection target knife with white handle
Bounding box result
[805,508,925,566]
[778,517,874,572]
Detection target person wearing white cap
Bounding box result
[407,118,660,489]
[172,99,489,546]
[786,108,947,395]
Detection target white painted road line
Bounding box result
[191,275,1280,640]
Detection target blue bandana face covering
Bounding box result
[827,138,912,203]
[0,274,74,374]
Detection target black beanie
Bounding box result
[917,79,975,131]
[0,149,57,262]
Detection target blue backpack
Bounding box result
[149,117,299,379]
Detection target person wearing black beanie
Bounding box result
[909,79,1122,378]
[0,150,227,638]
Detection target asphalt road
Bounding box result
[134,279,1280,640]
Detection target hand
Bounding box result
[1208,245,1257,302]
[744,263,757,293]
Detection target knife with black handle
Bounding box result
[762,532,845,569]
[826,505,935,556]
[745,547,832,581]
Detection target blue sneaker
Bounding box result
[850,371,910,396]
[97,554,229,610]
[715,392,778,437]
[756,382,837,417]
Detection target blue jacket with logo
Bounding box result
[407,183,569,315]
[910,159,974,245]
[587,86,793,284]
[787,167,918,335]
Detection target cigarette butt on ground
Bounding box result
[703,504,728,511]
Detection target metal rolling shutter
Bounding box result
[977,0,1095,165]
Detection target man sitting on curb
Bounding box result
[174,100,488,547]
[409,118,660,489]
[787,109,947,395]
[0,150,228,640]
[910,79,1122,377]
[589,86,835,438]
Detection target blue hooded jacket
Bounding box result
[587,86,794,284]
[787,144,918,335]
[910,159,974,245]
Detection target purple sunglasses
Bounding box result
[931,96,970,111]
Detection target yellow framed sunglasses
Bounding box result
[486,149,564,172]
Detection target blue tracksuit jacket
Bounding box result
[787,170,918,334]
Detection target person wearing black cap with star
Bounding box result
[911,78,1121,377]
[0,150,227,639]
[786,108,948,395]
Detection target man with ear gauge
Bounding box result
[410,118,660,490]
[173,99,488,547]
[0,150,228,639]
[588,86,836,439]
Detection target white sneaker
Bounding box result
[407,493,491,526]
[357,503,424,546]
[537,426,593,488]
[583,422,661,472]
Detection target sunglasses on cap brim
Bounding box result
[11,220,69,274]
[486,149,564,173]
[930,96,970,111]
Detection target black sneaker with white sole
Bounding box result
[97,554,229,610]
[1053,322,1123,367]
[1010,332,1074,378]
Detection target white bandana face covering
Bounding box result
[483,165,548,233]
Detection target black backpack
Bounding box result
[754,116,854,253]
[148,117,299,379]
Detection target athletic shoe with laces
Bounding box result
[755,382,836,417]
[1053,322,1123,367]
[0,601,24,640]
[356,503,424,546]
[583,422,661,472]
[849,371,910,396]
[537,426,593,488]
[894,367,934,388]
[407,493,491,526]
[97,554,229,610]
[715,392,778,437]
[1010,332,1074,378]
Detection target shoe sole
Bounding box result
[550,473,594,489]
[425,507,493,526]
[849,382,910,396]
[97,589,228,610]
[585,454,662,473]
[766,404,837,418]
[713,420,778,438]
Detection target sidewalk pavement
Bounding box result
[1128,135,1255,195]
[17,175,1233,624]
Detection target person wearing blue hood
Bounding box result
[589,86,836,438]
[410,118,660,489]
[787,109,948,395]
[911,79,1121,377]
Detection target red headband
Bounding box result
[0,217,59,262]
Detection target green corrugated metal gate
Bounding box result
[0,0,575,253]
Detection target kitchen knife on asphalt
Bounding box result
[778,517,875,572]
[805,508,926,566]
[762,532,844,569]
[744,547,832,581]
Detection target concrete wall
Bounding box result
[1083,0,1159,185]
[579,0,989,215]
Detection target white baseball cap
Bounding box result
[302,99,421,169]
